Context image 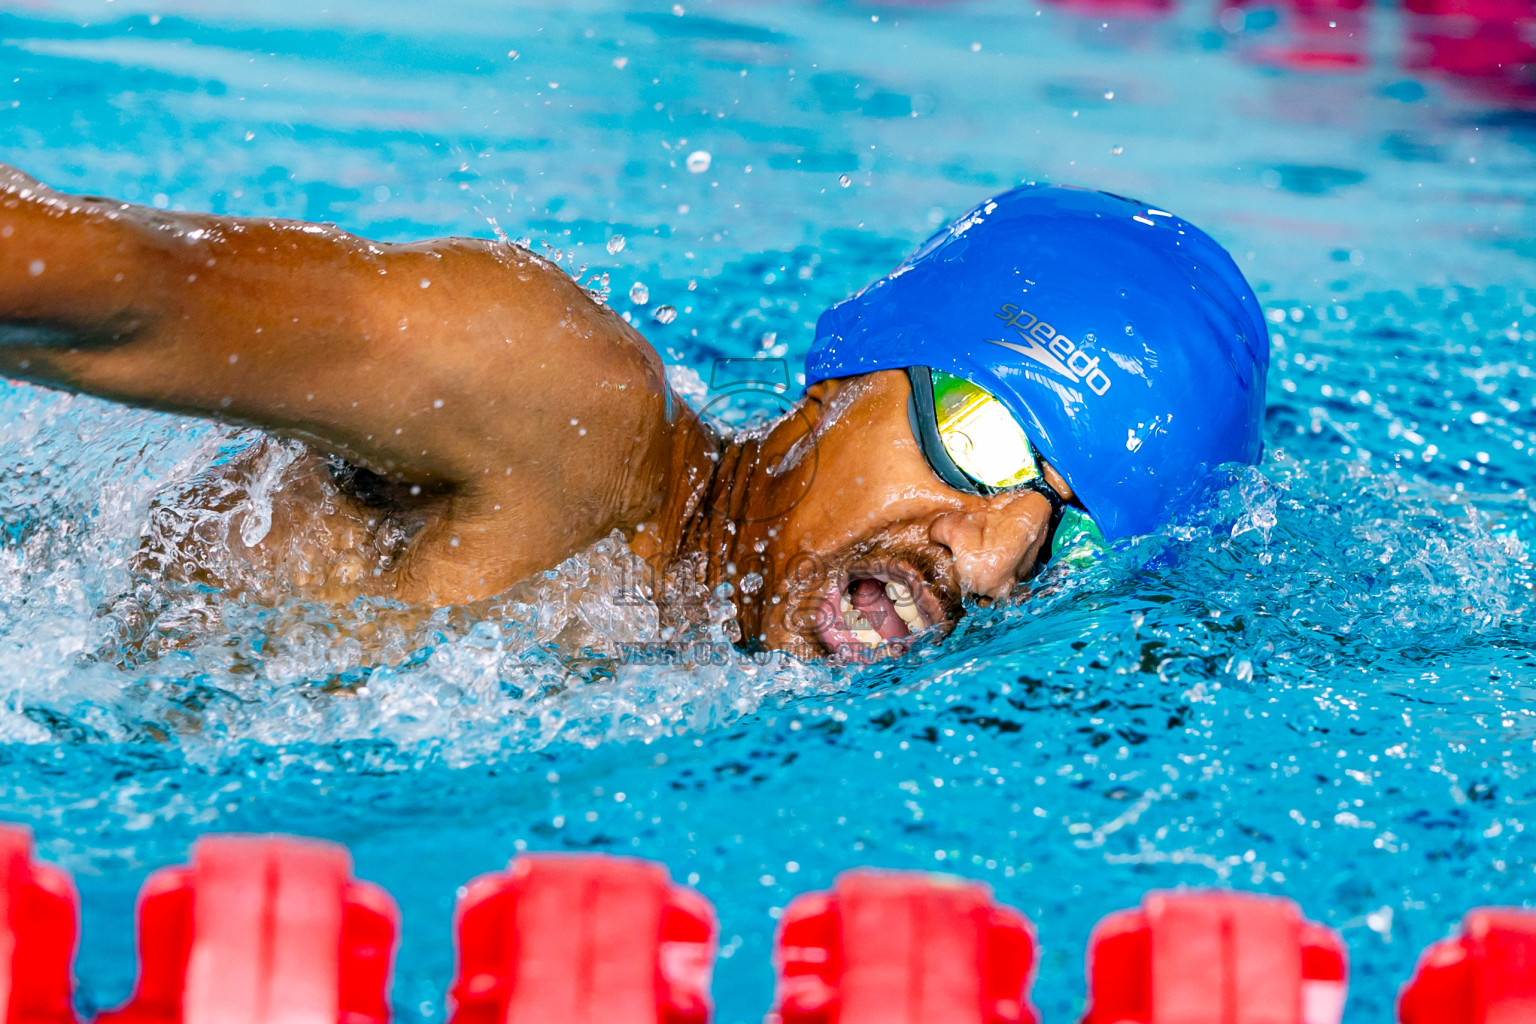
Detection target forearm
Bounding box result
[0,165,675,500]
[0,166,162,368]
[0,166,389,453]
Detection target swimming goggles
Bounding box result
[905,366,1104,565]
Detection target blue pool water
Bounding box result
[3,0,1536,1018]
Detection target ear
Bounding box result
[1040,458,1077,504]
[797,378,843,430]
[764,378,842,457]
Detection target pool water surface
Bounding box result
[3,0,1536,1019]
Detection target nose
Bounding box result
[928,489,1054,599]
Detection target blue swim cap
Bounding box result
[805,184,1268,541]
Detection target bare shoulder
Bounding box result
[334,235,684,601]
[379,234,666,389]
[349,234,675,471]
[0,168,684,602]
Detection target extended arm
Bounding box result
[0,164,671,493]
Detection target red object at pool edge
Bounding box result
[448,853,716,1024]
[1399,907,1536,1023]
[1081,890,1348,1024]
[0,824,78,1024]
[97,834,398,1024]
[767,869,1039,1024]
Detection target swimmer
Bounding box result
[0,164,1266,660]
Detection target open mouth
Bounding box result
[814,560,949,661]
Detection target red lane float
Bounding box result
[1398,907,1536,1023]
[767,869,1038,1024]
[0,824,78,1024]
[98,834,397,1024]
[14,822,1536,1024]
[447,853,715,1024]
[1081,890,1348,1024]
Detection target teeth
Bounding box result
[840,578,926,643]
[894,600,925,631]
[885,580,926,631]
[853,627,885,648]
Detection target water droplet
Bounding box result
[1124,323,1135,335]
[612,56,628,69]
[606,235,625,255]
[838,174,851,187]
[686,151,711,173]
[652,305,677,324]
[971,41,982,51]
[507,49,519,59]
[239,504,272,548]
[419,278,431,289]
[1111,145,1124,155]
[629,282,650,305]
[1104,90,1115,100]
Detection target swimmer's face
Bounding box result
[748,369,1071,660]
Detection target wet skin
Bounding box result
[0,165,1068,659]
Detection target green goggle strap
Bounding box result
[1049,505,1106,566]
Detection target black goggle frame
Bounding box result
[904,365,1069,545]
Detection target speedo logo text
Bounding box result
[989,302,1112,396]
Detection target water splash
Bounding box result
[0,399,827,768]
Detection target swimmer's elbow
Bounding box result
[0,310,156,392]
[0,323,76,349]
[0,309,150,350]
[0,170,159,341]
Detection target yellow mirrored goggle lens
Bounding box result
[929,370,1043,491]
